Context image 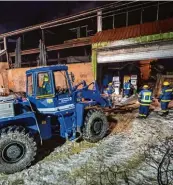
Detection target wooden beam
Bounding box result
[9,37,92,57]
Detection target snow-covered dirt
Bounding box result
[0,111,173,185]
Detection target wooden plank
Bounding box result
[9,37,92,57]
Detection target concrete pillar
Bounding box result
[15,37,21,68]
[97,10,102,32]
[41,29,45,44]
[3,37,9,64]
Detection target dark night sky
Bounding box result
[1,1,173,35]
[0,1,109,33]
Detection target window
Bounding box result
[37,72,53,96]
[53,71,69,94]
[27,74,33,96]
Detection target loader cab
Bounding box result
[26,65,74,114]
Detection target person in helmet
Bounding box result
[158,81,173,116]
[102,75,109,93]
[42,74,51,95]
[107,82,114,95]
[137,85,153,118]
[123,79,133,97]
[106,83,114,108]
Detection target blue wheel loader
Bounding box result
[0,65,111,174]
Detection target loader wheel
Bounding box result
[83,110,108,142]
[0,126,37,174]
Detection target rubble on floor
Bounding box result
[108,94,138,110]
[0,109,173,185]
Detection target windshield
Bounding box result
[36,72,53,96]
[27,74,33,96]
[53,71,69,95]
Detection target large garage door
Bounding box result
[97,41,173,63]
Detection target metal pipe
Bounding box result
[41,14,97,30]
[0,1,145,38]
[42,2,145,30]
[0,1,152,38]
[126,10,128,27]
[0,1,169,40]
[0,1,123,38]
[113,15,115,29]
[102,1,171,19]
[97,10,102,32]
[42,1,140,30]
[0,0,169,48]
[102,1,151,18]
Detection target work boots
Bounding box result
[136,115,147,119]
[158,111,169,117]
[161,112,169,117]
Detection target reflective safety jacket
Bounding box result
[107,85,114,95]
[138,89,152,106]
[42,82,51,94]
[123,82,131,90]
[159,86,173,102]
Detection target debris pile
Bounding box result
[0,110,172,185]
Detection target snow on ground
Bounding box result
[0,110,173,185]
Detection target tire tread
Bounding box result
[83,109,108,143]
[0,125,37,174]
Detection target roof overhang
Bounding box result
[97,40,173,63]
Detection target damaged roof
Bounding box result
[92,18,173,43]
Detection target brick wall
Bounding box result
[8,68,29,92]
[0,62,9,92]
[6,63,94,92]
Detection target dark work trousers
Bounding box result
[139,105,150,117]
[124,89,130,97]
[161,102,169,113]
